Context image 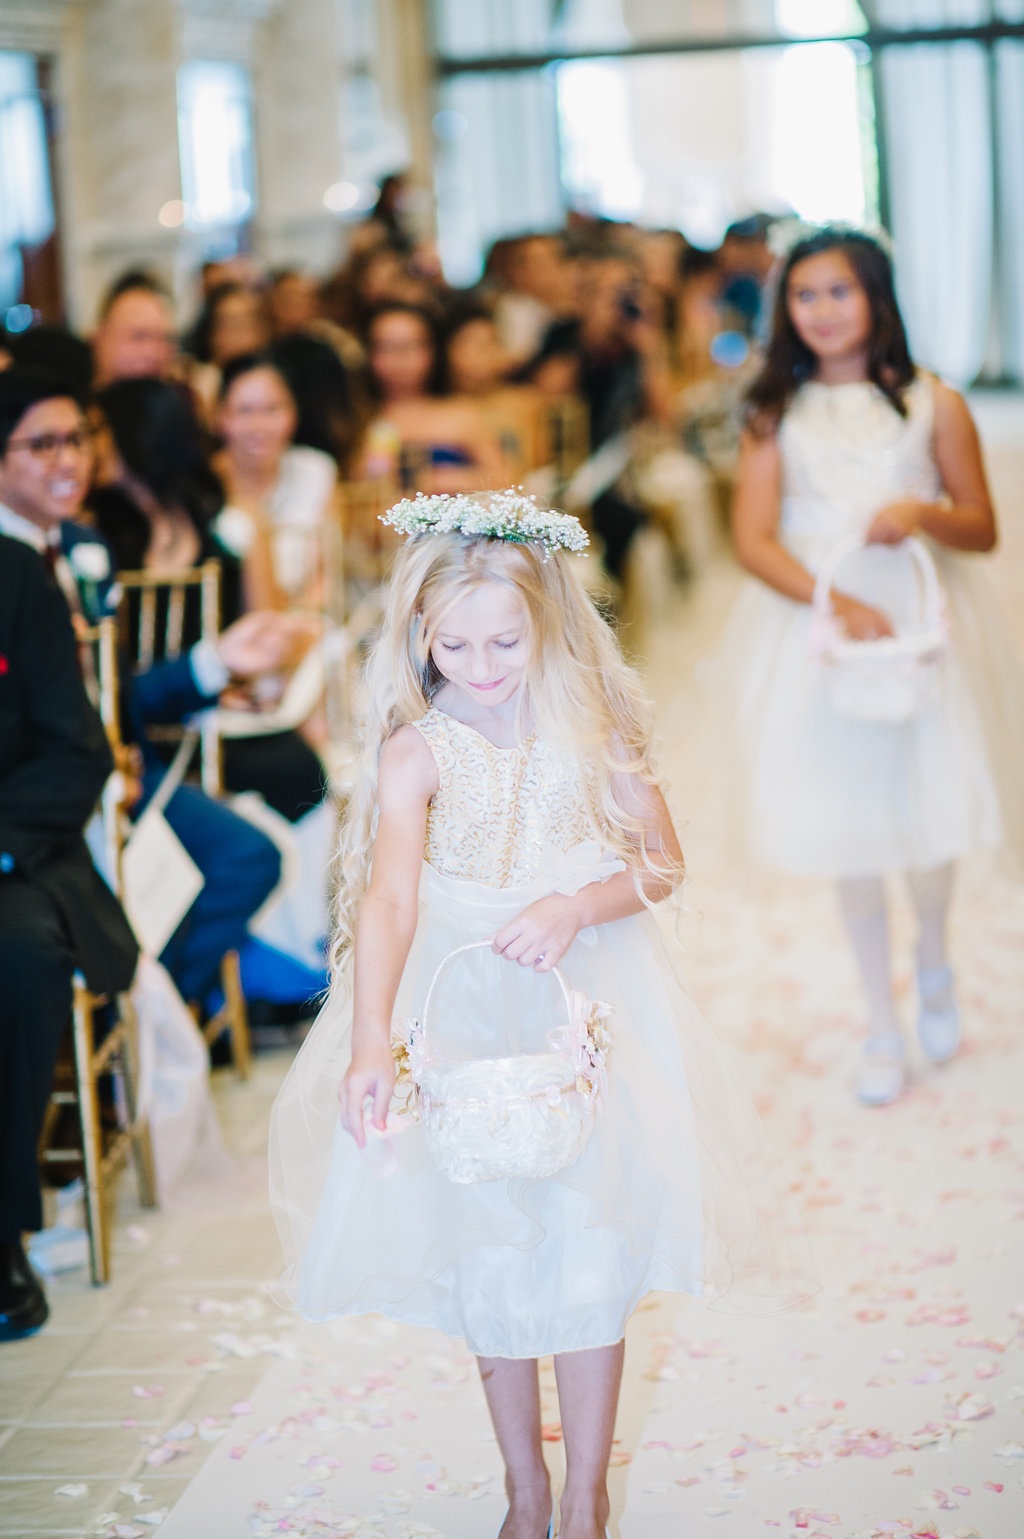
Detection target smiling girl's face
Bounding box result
[429,581,530,716]
[786,248,873,371]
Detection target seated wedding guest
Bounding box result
[638,227,688,344]
[441,306,545,474]
[268,268,322,338]
[365,171,417,255]
[90,376,267,617]
[0,533,138,1340]
[88,377,325,823]
[180,256,265,358]
[213,352,339,604]
[526,249,674,579]
[268,267,363,381]
[91,271,178,388]
[675,244,727,383]
[719,213,776,336]
[0,368,286,1012]
[491,232,573,366]
[354,302,506,491]
[186,281,273,418]
[321,243,432,338]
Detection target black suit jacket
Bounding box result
[0,535,138,994]
[59,520,219,765]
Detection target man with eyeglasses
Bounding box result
[0,367,292,1337]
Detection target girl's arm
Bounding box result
[340,725,437,1146]
[733,426,895,639]
[867,382,997,551]
[492,777,683,972]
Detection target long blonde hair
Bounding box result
[331,529,679,969]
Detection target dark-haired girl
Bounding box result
[723,225,1024,1106]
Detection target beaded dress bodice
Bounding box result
[412,708,593,887]
[779,373,943,562]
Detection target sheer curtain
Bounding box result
[868,0,1024,385]
[867,2,990,381]
[995,40,1024,378]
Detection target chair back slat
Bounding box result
[166,584,186,657]
[116,562,224,797]
[119,560,221,662]
[544,396,590,501]
[138,586,157,671]
[77,617,126,899]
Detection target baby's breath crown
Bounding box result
[380,489,589,558]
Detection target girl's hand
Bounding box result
[339,1042,395,1148]
[491,894,583,972]
[866,500,923,545]
[831,591,895,640]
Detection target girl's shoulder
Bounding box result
[380,720,439,797]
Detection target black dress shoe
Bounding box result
[0,1239,49,1341]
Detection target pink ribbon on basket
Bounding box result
[549,989,612,1109]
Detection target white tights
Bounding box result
[836,861,955,1037]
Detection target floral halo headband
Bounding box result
[380,489,589,559]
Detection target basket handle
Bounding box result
[812,533,942,631]
[419,939,575,1044]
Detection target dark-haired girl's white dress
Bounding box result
[269,709,813,1359]
[714,374,1024,876]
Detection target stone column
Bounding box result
[254,0,345,273]
[57,0,184,327]
[372,0,437,239]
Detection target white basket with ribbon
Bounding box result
[811,534,948,723]
[393,940,611,1185]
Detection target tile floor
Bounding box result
[1,397,1022,1539]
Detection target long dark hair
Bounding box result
[745,226,915,434]
[95,377,223,526]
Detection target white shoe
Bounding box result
[497,1511,554,1539]
[917,965,960,1063]
[857,1031,906,1106]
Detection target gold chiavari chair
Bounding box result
[542,395,590,504]
[324,482,401,752]
[38,618,158,1285]
[119,559,224,795]
[116,562,251,1078]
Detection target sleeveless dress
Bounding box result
[711,374,1024,877]
[269,709,815,1359]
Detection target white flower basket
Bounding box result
[811,535,948,723]
[395,941,611,1185]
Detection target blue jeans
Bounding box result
[148,778,281,1003]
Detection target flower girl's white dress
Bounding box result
[713,373,1024,877]
[270,710,813,1360]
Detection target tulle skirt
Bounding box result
[268,865,816,1360]
[705,542,1024,878]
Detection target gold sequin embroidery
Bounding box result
[412,710,593,887]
